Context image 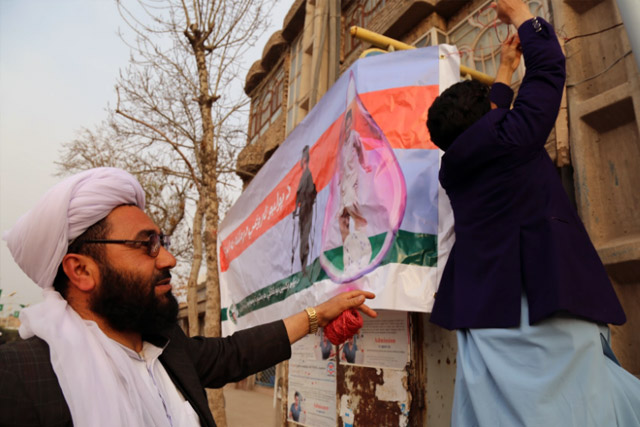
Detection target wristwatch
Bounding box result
[305,307,318,334]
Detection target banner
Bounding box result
[219,45,459,334]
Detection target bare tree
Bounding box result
[58,1,273,423]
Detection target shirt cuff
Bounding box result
[518,16,552,40]
[490,83,514,108]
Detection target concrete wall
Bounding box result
[558,0,640,375]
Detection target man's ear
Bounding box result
[61,253,99,292]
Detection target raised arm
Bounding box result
[493,0,566,150]
[492,34,522,109]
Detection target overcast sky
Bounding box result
[0,0,290,311]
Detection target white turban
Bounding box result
[3,167,145,289]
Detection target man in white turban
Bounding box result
[0,167,376,427]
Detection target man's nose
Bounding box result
[156,245,177,270]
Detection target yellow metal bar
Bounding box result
[350,26,495,85]
[350,26,414,51]
[360,48,388,59]
[459,65,495,86]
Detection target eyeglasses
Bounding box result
[79,232,171,258]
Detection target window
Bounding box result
[414,28,447,48]
[447,0,549,84]
[412,0,549,85]
[344,0,387,60]
[249,64,285,144]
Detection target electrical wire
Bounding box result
[566,50,633,88]
[563,22,624,43]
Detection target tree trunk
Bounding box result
[187,199,205,337]
[190,29,227,426]
[203,177,225,424]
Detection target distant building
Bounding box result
[238,1,640,425]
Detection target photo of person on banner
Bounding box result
[316,328,334,360]
[289,391,304,423]
[341,335,358,364]
[338,108,373,276]
[292,145,317,276]
[320,73,407,284]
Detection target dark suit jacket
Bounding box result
[430,18,626,329]
[0,321,291,426]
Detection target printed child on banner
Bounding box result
[320,72,406,284]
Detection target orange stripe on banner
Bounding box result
[220,120,342,272]
[361,85,439,150]
[219,84,439,271]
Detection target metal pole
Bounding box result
[350,26,495,85]
[328,0,340,85]
[615,0,640,72]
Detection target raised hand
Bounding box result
[495,0,534,28]
[500,34,522,73]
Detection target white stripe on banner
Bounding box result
[226,263,439,333]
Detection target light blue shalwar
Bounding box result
[452,295,640,427]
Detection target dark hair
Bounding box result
[52,217,111,298]
[426,80,491,151]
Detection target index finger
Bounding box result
[358,304,378,319]
[506,33,518,45]
[343,290,376,300]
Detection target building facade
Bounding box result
[238,0,640,425]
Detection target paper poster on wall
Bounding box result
[288,333,338,427]
[339,310,410,370]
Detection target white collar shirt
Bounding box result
[115,339,202,427]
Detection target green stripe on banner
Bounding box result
[225,230,437,319]
[322,229,437,271]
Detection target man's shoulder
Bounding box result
[0,336,51,365]
[0,336,57,382]
[0,337,72,425]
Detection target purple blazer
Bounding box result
[430,18,626,330]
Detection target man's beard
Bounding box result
[90,263,179,336]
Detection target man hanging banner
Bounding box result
[220,45,459,335]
